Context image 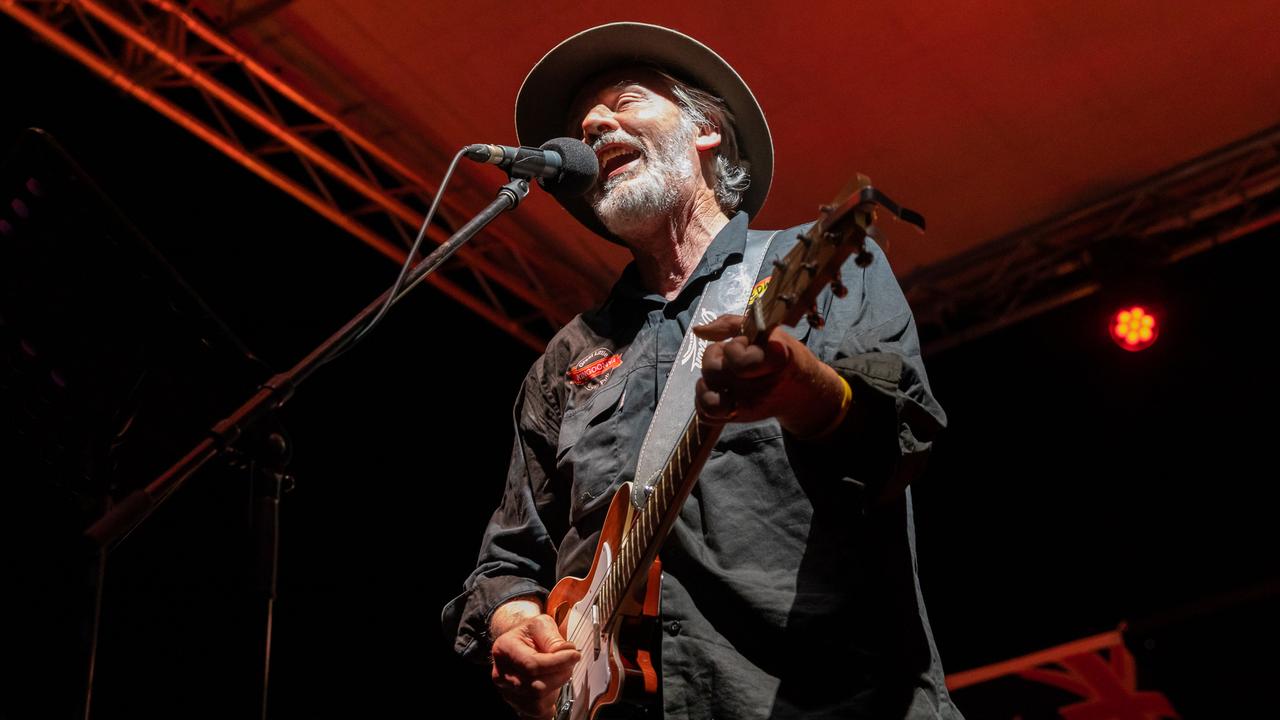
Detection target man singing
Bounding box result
[443,22,963,720]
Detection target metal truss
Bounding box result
[903,124,1280,355]
[1,0,569,351]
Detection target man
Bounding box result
[443,22,963,720]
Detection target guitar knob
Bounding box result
[807,309,826,329]
[831,272,848,299]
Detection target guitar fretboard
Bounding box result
[594,411,720,627]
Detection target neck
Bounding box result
[622,189,729,300]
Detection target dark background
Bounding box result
[3,17,1277,718]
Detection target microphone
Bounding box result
[464,138,598,197]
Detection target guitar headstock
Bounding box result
[743,175,924,340]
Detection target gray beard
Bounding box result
[591,120,696,237]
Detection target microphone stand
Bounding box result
[79,176,532,719]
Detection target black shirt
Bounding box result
[443,213,963,719]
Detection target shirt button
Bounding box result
[664,620,681,636]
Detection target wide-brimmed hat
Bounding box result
[515,22,773,241]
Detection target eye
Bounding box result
[615,93,644,110]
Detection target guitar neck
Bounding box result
[596,411,724,629]
[593,276,777,629]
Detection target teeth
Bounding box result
[598,146,638,166]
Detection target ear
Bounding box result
[694,124,722,152]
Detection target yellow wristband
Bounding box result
[806,375,852,440]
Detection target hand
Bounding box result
[693,314,847,437]
[490,614,580,720]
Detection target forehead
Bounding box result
[566,66,678,124]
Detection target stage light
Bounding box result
[1110,305,1158,351]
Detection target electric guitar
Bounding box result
[546,176,925,720]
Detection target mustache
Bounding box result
[591,131,646,155]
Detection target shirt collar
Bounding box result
[604,211,751,309]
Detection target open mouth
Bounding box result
[597,144,644,180]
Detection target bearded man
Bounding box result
[443,22,964,720]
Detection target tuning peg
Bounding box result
[831,273,848,299]
[772,258,789,273]
[807,308,826,329]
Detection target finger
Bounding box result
[492,656,575,701]
[700,336,756,389]
[691,313,744,341]
[696,378,736,421]
[492,648,573,686]
[522,647,582,676]
[528,615,576,653]
[720,340,785,380]
[700,336,725,375]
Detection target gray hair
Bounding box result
[650,68,752,213]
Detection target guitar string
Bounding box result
[562,422,692,655]
[559,419,700,699]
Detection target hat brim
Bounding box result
[515,22,772,243]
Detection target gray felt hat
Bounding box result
[515,22,773,241]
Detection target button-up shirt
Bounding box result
[443,212,963,718]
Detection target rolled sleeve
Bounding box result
[791,237,947,508]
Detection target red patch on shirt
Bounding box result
[567,349,622,386]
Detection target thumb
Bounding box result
[528,616,576,653]
[692,314,745,342]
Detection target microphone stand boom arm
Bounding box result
[85,176,531,551]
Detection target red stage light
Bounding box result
[1110,305,1158,351]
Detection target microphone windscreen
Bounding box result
[538,138,598,198]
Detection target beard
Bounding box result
[589,117,697,237]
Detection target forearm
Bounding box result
[780,362,852,439]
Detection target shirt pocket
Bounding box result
[712,418,784,456]
[557,374,629,526]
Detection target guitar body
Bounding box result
[547,483,662,720]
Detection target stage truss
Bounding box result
[4,1,1277,354]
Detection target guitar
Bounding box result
[545,176,925,720]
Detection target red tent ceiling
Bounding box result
[208,0,1280,309]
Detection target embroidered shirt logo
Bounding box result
[567,348,622,387]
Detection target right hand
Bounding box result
[490,614,581,719]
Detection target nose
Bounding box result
[580,104,619,143]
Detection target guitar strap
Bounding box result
[630,227,779,509]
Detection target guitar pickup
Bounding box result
[592,603,601,659]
